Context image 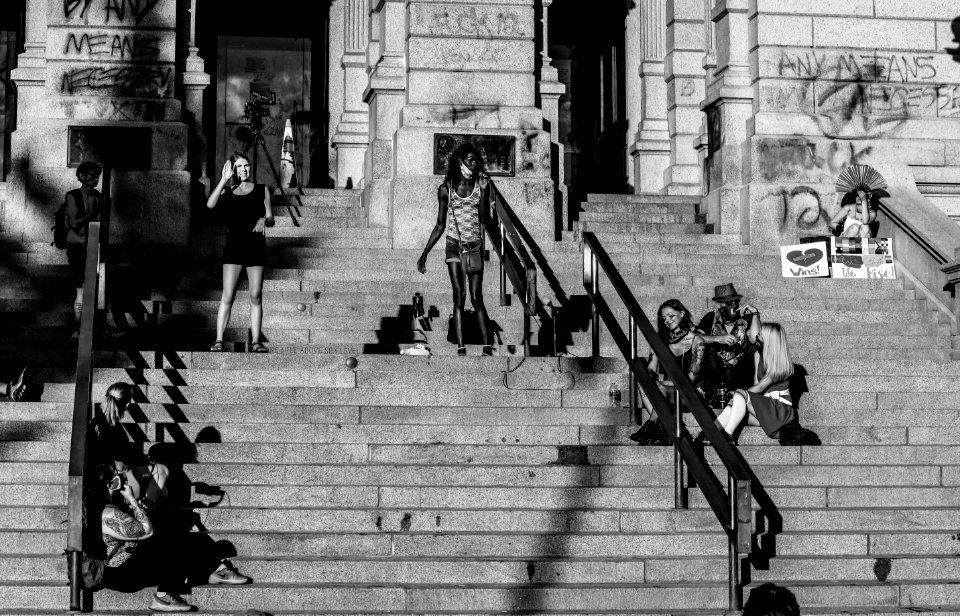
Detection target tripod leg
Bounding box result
[257,135,304,223]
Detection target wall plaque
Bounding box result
[68,126,152,170]
[434,133,516,177]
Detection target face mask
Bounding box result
[720,304,738,321]
[459,160,474,180]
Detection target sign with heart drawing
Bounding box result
[780,241,829,278]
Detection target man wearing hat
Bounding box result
[697,283,761,400]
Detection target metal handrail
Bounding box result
[483,182,539,355]
[581,231,752,610]
[66,168,111,611]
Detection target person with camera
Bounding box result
[96,462,197,611]
[697,283,761,400]
[206,152,274,353]
[416,144,494,357]
[91,382,170,505]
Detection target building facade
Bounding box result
[0,1,958,253]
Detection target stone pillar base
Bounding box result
[631,137,670,194]
[664,164,703,195]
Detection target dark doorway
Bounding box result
[0,0,24,181]
[195,1,331,188]
[550,0,630,223]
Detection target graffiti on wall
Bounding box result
[60,0,169,97]
[412,5,530,39]
[63,32,161,60]
[765,48,960,137]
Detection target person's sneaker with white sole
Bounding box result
[149,592,195,612]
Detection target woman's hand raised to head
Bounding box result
[220,160,234,185]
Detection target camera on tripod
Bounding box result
[242,83,280,131]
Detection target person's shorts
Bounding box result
[445,237,461,264]
[223,232,267,267]
[66,244,87,287]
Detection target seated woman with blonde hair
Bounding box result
[700,321,798,444]
[91,382,169,505]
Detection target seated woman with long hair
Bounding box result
[630,299,709,446]
[704,321,798,443]
[91,382,169,505]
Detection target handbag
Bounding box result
[450,182,484,274]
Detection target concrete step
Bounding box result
[585,193,702,205]
[580,211,704,224]
[579,221,714,234]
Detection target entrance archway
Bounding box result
[195,1,331,188]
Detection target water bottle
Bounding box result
[609,382,621,408]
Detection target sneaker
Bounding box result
[149,593,195,612]
[208,566,251,585]
[10,368,29,402]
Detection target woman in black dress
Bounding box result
[416,144,493,356]
[206,152,274,352]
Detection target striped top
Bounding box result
[445,182,482,244]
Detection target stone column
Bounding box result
[179,0,211,194]
[537,0,567,230]
[333,0,371,189]
[663,0,705,195]
[362,0,406,228]
[10,0,46,133]
[623,2,641,191]
[697,0,716,192]
[630,0,670,195]
[700,0,753,236]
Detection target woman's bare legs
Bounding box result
[246,266,265,343]
[447,261,466,349]
[714,391,761,436]
[216,264,243,342]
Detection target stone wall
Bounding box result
[742,1,960,251]
[366,0,557,251]
[5,0,190,247]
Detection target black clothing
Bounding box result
[698,311,757,392]
[219,184,268,267]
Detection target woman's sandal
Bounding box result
[481,345,494,357]
[456,346,467,357]
[251,342,269,353]
[210,340,224,352]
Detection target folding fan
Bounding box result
[834,164,887,193]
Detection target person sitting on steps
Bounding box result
[697,283,761,403]
[91,382,170,506]
[829,188,878,238]
[697,321,798,445]
[630,299,709,446]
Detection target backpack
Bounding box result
[64,550,105,591]
[51,189,81,249]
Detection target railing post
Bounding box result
[68,550,81,611]
[627,315,636,422]
[729,474,742,610]
[674,388,687,509]
[590,252,599,357]
[499,220,508,307]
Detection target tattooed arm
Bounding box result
[101,486,153,541]
[688,334,706,384]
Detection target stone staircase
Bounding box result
[0,188,959,614]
